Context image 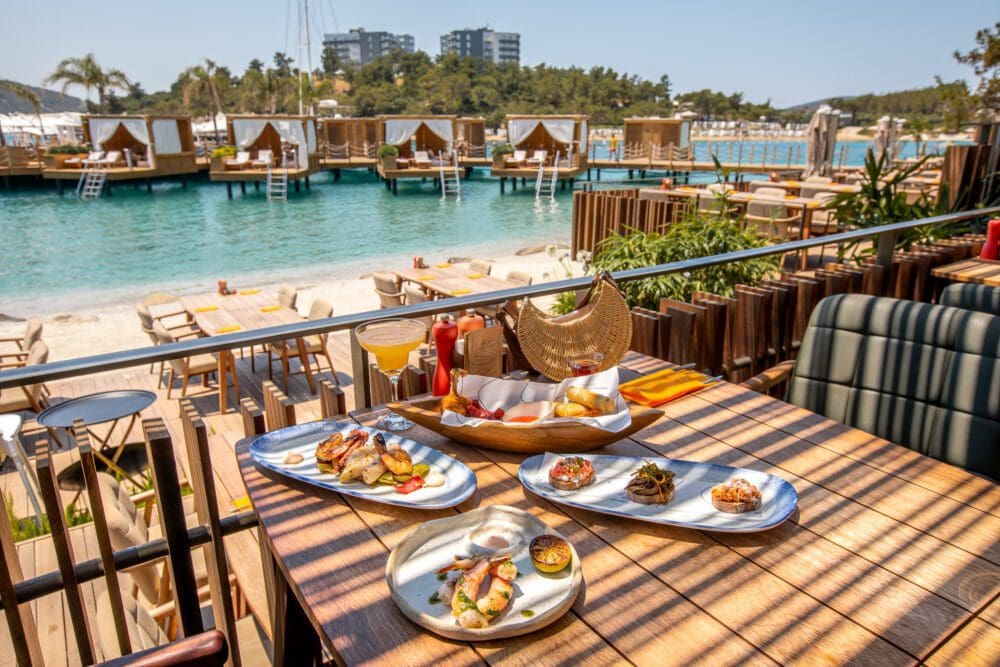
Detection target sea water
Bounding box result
[0,140,950,317]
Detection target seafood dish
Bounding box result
[711,478,762,513]
[548,456,596,491]
[625,461,676,505]
[436,554,519,629]
[314,429,444,494]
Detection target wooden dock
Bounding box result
[491,164,586,194]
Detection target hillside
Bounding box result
[0,82,85,113]
[783,96,856,112]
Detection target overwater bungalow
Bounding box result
[455,117,488,167]
[42,114,202,193]
[491,114,589,193]
[318,117,377,175]
[209,114,321,198]
[0,117,44,181]
[375,115,461,194]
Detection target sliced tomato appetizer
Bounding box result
[394,475,425,494]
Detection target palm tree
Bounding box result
[45,53,130,113]
[180,59,227,141]
[0,80,43,148]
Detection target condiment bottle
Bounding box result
[980,218,1000,260]
[457,309,485,338]
[432,315,458,396]
[217,279,228,295]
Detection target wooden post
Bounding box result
[262,381,296,432]
[0,469,44,666]
[319,378,347,420]
[143,418,204,638]
[350,328,372,410]
[240,397,266,437]
[76,421,132,658]
[35,438,95,665]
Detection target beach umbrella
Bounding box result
[803,105,838,177]
[872,115,898,163]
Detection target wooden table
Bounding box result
[930,257,1000,287]
[236,352,1000,665]
[395,263,521,298]
[152,290,311,412]
[765,180,860,195]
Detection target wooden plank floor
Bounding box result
[0,333,355,665]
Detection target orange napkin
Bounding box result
[416,274,437,281]
[238,289,260,295]
[435,263,452,269]
[215,325,242,334]
[260,305,283,313]
[451,288,472,296]
[194,305,218,313]
[619,368,711,407]
[467,273,486,279]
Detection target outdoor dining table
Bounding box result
[152,290,312,412]
[930,257,1000,287]
[236,351,1000,665]
[765,180,861,195]
[394,263,522,298]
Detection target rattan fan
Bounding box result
[516,277,633,380]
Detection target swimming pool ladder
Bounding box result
[535,151,560,200]
[440,150,461,201]
[77,164,106,199]
[266,166,288,202]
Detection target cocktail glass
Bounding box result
[567,352,605,377]
[355,318,427,430]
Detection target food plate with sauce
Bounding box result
[386,505,582,640]
[519,453,798,533]
[249,420,476,509]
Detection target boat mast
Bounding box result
[298,0,314,115]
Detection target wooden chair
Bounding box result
[153,323,238,401]
[745,187,801,240]
[137,302,199,387]
[372,272,404,308]
[0,341,50,414]
[267,298,337,389]
[277,285,297,310]
[506,271,532,286]
[402,285,436,340]
[0,318,41,354]
[469,259,493,276]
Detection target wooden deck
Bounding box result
[319,157,376,170]
[208,165,320,183]
[43,164,204,182]
[0,332,356,665]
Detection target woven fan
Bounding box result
[516,276,633,380]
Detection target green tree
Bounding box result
[45,53,130,113]
[321,46,341,75]
[180,59,228,139]
[954,22,1000,118]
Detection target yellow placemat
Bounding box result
[467,273,486,279]
[784,194,797,200]
[231,495,252,512]
[216,325,243,334]
[619,368,710,407]
[238,289,260,295]
[435,263,452,269]
[194,305,218,313]
[451,288,472,296]
[416,274,437,281]
[260,305,283,313]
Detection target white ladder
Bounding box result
[266,166,288,202]
[535,151,560,199]
[439,150,461,200]
[78,164,106,199]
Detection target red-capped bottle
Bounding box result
[432,314,458,396]
[457,308,485,339]
[980,218,1000,260]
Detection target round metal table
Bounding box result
[37,390,157,491]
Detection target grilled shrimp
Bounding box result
[373,433,412,476]
[451,558,491,628]
[476,574,514,618]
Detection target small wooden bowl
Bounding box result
[387,397,663,454]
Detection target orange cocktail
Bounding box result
[355,318,427,430]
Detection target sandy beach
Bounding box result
[0,248,585,363]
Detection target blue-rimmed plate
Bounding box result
[249,421,477,509]
[519,453,797,533]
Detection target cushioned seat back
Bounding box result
[940,283,1000,315]
[788,294,1000,479]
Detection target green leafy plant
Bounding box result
[210,145,237,158]
[377,143,400,159]
[46,144,90,155]
[5,492,50,542]
[491,142,514,157]
[65,500,92,527]
[591,215,780,309]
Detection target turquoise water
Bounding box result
[0,139,956,317]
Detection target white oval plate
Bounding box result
[519,453,798,533]
[248,420,476,509]
[386,505,582,640]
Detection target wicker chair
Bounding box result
[469,259,493,276]
[0,341,50,414]
[277,285,298,310]
[373,272,404,308]
[153,323,236,400]
[745,187,801,240]
[0,319,42,369]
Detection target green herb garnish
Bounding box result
[436,572,447,581]
[428,591,441,604]
[520,610,535,618]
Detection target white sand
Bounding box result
[0,249,586,363]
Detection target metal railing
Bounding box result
[0,206,996,413]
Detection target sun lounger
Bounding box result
[505,149,527,167]
[225,151,251,170]
[63,151,104,168]
[252,149,274,169]
[413,150,432,168]
[525,150,547,167]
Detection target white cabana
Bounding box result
[803,105,839,177]
[88,117,150,150]
[507,118,577,147]
[231,117,313,168]
[192,112,227,137]
[383,118,454,154]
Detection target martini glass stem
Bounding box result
[380,371,413,430]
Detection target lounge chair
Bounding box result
[225,151,251,170]
[505,150,527,167]
[372,272,404,309]
[525,150,547,167]
[413,150,432,168]
[939,284,1000,315]
[64,151,103,168]
[268,298,337,389]
[745,187,801,240]
[251,149,273,169]
[95,151,123,167]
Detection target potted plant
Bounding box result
[44,144,91,169]
[491,142,514,168]
[211,145,238,171]
[377,143,400,171]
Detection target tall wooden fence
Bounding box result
[571,188,688,259]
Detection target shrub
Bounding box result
[591,214,780,309]
[377,144,400,158]
[211,145,238,158]
[491,142,514,157]
[46,144,89,155]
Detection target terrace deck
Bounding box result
[0,163,44,178]
[208,165,319,182]
[0,332,355,665]
[319,157,377,169]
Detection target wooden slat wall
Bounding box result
[571,189,682,259]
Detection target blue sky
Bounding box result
[1,0,992,108]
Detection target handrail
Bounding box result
[1,207,996,402]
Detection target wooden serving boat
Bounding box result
[387,397,663,454]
